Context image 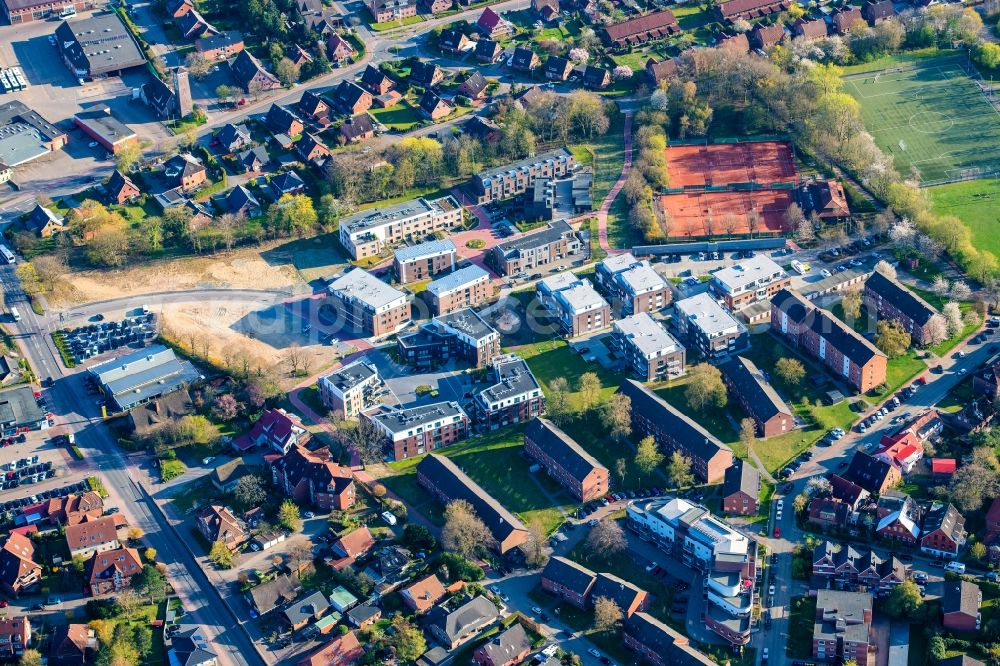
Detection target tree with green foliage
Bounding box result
[577,372,602,412]
[775,357,805,386]
[685,364,727,411]
[135,564,167,603]
[547,376,571,425]
[209,540,234,569]
[884,580,923,619]
[876,320,911,358]
[927,635,946,662]
[385,616,426,663]
[18,649,42,666]
[234,474,268,510]
[666,451,694,489]
[278,500,303,532]
[635,436,663,479]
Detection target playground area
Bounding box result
[658,189,794,238]
[844,55,1000,185]
[665,140,798,188]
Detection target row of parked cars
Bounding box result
[0,479,90,514]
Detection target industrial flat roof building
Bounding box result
[0,386,46,431]
[0,101,67,167]
[55,14,146,79]
[73,106,138,155]
[88,344,201,412]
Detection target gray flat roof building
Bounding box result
[393,238,457,263]
[55,14,147,78]
[328,268,408,313]
[0,385,46,430]
[675,292,746,339]
[88,344,200,412]
[613,313,682,357]
[427,265,490,298]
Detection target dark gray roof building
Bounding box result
[55,14,146,78]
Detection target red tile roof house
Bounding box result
[920,502,966,558]
[234,408,307,454]
[832,7,864,33]
[297,631,364,666]
[85,547,142,596]
[524,417,609,502]
[942,580,981,633]
[600,9,680,49]
[540,556,597,609]
[65,516,120,558]
[0,532,41,597]
[401,573,447,613]
[272,445,356,511]
[873,430,923,475]
[473,623,532,666]
[931,458,957,478]
[329,526,375,570]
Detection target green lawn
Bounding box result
[843,52,1000,185]
[605,191,642,250]
[368,13,424,30]
[786,596,818,658]
[369,101,423,131]
[880,350,927,397]
[651,377,740,443]
[536,17,582,41]
[568,110,626,203]
[384,426,575,534]
[509,338,621,412]
[929,178,1000,269]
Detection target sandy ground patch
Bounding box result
[159,301,350,389]
[51,246,305,307]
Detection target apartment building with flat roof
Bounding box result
[489,220,581,277]
[674,292,749,361]
[626,496,756,645]
[337,195,462,260]
[595,254,671,317]
[327,269,411,338]
[318,359,382,419]
[471,148,575,204]
[393,239,457,284]
[475,354,545,430]
[426,265,493,315]
[536,273,610,338]
[710,255,790,311]
[363,401,469,461]
[397,308,501,370]
[611,313,686,381]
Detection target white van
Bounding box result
[381,510,397,526]
[10,307,21,322]
[945,561,966,574]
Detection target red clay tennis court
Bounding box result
[666,141,798,188]
[658,189,795,238]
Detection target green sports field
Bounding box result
[929,178,1000,260]
[844,56,1000,185]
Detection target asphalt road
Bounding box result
[0,264,265,666]
[758,326,993,666]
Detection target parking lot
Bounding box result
[58,312,158,364]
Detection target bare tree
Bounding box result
[722,213,739,238]
[593,596,623,632]
[747,209,760,236]
[442,500,494,558]
[874,259,897,280]
[284,344,305,375]
[350,417,387,466]
[585,518,626,559]
[521,518,549,568]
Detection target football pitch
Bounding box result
[844,56,1000,185]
